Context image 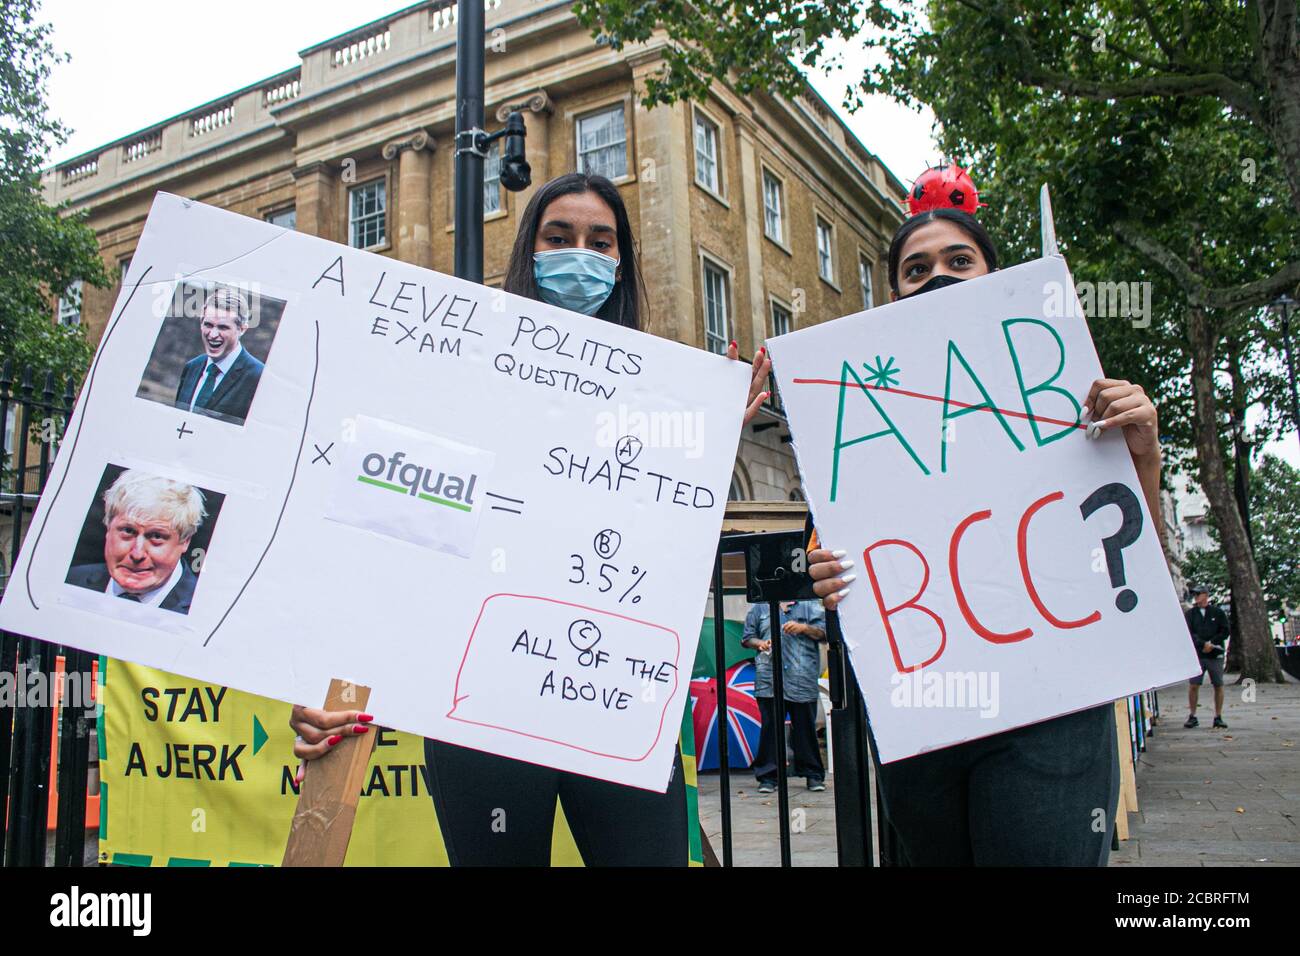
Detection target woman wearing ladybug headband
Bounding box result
[807,165,1163,866]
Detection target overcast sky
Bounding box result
[40,1,938,184]
[35,1,1299,468]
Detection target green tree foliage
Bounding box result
[574,0,1297,679]
[0,0,107,382]
[1181,454,1300,618]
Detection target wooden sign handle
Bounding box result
[281,678,376,867]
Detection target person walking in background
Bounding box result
[1185,585,1230,729]
[741,599,827,793]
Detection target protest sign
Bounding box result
[767,254,1199,763]
[95,657,704,866]
[0,193,749,791]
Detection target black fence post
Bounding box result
[53,647,91,867]
[826,611,873,866]
[710,545,733,866]
[0,362,15,867]
[766,597,793,867]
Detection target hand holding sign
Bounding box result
[769,255,1198,762]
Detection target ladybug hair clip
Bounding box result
[907,161,985,216]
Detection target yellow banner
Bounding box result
[98,657,701,866]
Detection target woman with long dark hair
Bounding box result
[289,172,771,865]
[807,202,1164,866]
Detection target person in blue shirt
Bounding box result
[741,599,827,792]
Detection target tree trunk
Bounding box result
[1224,338,1251,678]
[1255,0,1300,218]
[1187,309,1282,681]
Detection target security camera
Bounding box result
[499,111,531,192]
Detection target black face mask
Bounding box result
[902,273,965,299]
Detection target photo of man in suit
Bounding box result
[173,287,265,425]
[66,470,207,614]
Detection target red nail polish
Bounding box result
[353,725,369,734]
[759,346,766,355]
[357,713,374,722]
[730,340,737,349]
[327,734,342,746]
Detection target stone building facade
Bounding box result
[41,0,906,503]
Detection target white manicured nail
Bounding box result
[839,574,857,585]
[831,549,847,558]
[836,588,851,601]
[1086,420,1103,440]
[839,559,855,570]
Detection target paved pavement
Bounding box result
[697,675,1300,867]
[1109,676,1300,867]
[697,768,841,866]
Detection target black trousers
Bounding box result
[423,738,688,866]
[870,704,1120,866]
[752,697,824,784]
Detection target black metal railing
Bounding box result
[1,362,93,868]
[706,514,886,866]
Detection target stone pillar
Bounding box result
[629,53,695,344]
[736,114,768,354]
[292,162,340,243]
[383,129,435,269]
[496,90,552,216]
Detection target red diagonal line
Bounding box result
[790,377,1085,431]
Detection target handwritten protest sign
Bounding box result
[767,255,1199,763]
[0,193,749,791]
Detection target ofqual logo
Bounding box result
[356,449,480,512]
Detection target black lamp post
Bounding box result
[1271,294,1300,455]
[453,0,530,283]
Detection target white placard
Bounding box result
[0,193,750,791]
[767,255,1199,763]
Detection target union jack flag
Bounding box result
[689,660,762,771]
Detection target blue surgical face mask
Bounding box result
[533,247,619,316]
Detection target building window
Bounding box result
[484,140,502,216]
[762,169,784,243]
[57,280,82,326]
[266,207,297,230]
[771,299,792,338]
[702,260,730,355]
[859,255,875,309]
[694,111,720,194]
[576,105,627,180]
[816,217,835,283]
[119,257,132,284]
[349,179,386,249]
